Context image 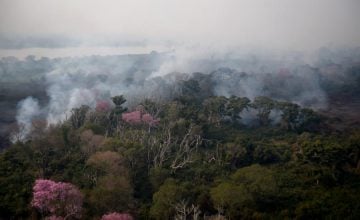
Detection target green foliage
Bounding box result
[1,94,359,219]
[211,182,250,218]
[253,144,282,164]
[231,164,277,198]
[210,164,278,218]
[86,151,127,176]
[251,96,276,126]
[226,96,251,123]
[277,101,300,130]
[149,167,171,192]
[150,179,187,219]
[202,96,228,125]
[222,142,248,168]
[88,175,134,215]
[82,122,106,135]
[300,137,349,167]
[112,95,128,115]
[0,144,35,218]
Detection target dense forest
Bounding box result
[1,63,360,219]
[0,48,359,219]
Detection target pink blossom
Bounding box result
[142,113,159,126]
[101,212,134,220]
[96,100,112,112]
[122,111,159,126]
[122,111,142,124]
[32,179,83,219]
[46,216,64,220]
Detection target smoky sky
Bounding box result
[0,0,360,51]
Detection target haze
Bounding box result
[1,0,360,52]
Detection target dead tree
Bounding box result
[171,125,202,171]
[70,105,90,129]
[174,200,201,220]
[149,128,172,169]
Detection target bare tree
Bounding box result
[173,200,201,220]
[171,125,202,171]
[149,127,172,169]
[70,105,90,129]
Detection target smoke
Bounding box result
[8,46,360,141]
[148,47,329,108]
[12,96,40,141]
[209,65,328,108]
[41,52,180,124]
[240,108,258,126]
[1,0,360,51]
[239,109,282,127]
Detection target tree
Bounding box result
[226,96,250,124]
[180,79,201,97]
[140,99,164,118]
[31,179,83,219]
[86,151,128,181]
[108,95,128,135]
[0,144,35,218]
[277,101,300,130]
[142,113,160,127]
[70,105,90,129]
[80,129,105,156]
[122,111,142,124]
[297,108,321,132]
[173,200,201,220]
[101,212,134,220]
[253,145,281,164]
[202,96,228,125]
[122,110,159,127]
[111,95,127,115]
[210,164,278,218]
[170,124,202,171]
[89,175,133,215]
[210,182,250,218]
[251,96,275,126]
[222,142,248,168]
[150,179,187,220]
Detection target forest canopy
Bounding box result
[1,75,360,219]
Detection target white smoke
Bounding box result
[12,97,40,142]
[11,47,338,140]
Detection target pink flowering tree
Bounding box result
[31,179,83,219]
[142,113,160,126]
[96,100,112,112]
[101,212,134,220]
[122,110,142,124]
[122,110,159,126]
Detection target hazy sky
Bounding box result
[0,0,360,50]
